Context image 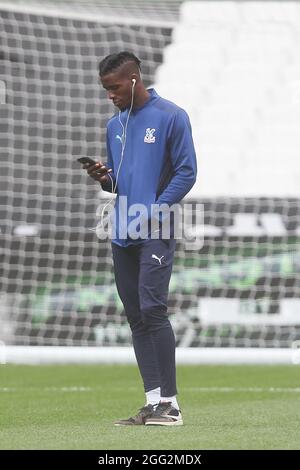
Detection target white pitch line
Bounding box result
[183,387,300,393]
[0,386,92,393]
[1,386,300,393]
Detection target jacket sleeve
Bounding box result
[155,109,197,206]
[100,131,117,193]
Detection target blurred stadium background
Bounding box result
[0,0,299,364]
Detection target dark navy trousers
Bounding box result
[112,238,177,397]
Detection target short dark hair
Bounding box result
[99,51,141,77]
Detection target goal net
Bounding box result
[0,0,299,363]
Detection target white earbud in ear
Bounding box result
[132,78,136,86]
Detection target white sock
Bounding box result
[160,396,179,410]
[145,387,161,406]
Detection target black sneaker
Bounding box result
[145,401,183,426]
[114,404,154,426]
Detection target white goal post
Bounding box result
[0,0,299,365]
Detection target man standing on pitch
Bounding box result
[84,51,197,426]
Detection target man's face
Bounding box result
[100,70,133,111]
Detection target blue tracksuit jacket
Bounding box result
[101,88,197,246]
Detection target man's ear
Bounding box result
[131,73,138,85]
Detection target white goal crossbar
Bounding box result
[0,1,176,27]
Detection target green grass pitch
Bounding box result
[0,364,300,450]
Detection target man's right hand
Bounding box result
[84,161,112,184]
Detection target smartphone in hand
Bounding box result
[77,157,97,166]
[77,157,112,179]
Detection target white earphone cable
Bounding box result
[98,80,136,230]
